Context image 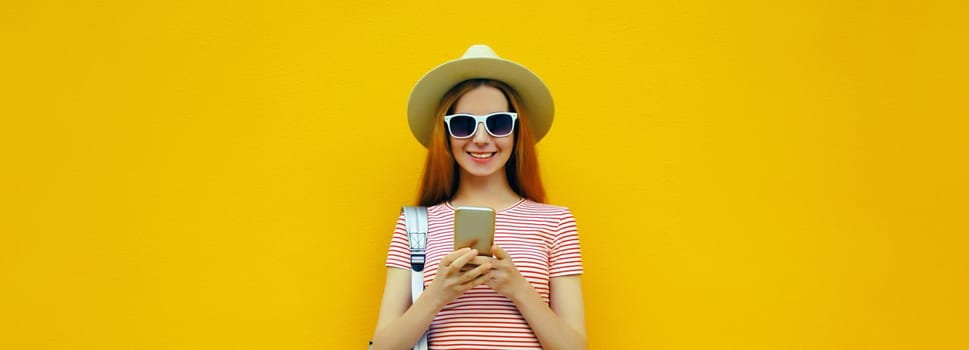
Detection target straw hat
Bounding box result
[407,44,554,147]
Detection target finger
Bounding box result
[487,270,504,282]
[440,248,471,268]
[449,248,478,271]
[466,272,490,289]
[485,274,497,289]
[459,261,492,283]
[460,255,490,272]
[468,256,492,267]
[492,245,511,260]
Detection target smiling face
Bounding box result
[448,85,516,180]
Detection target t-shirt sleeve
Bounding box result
[385,212,411,270]
[549,208,583,277]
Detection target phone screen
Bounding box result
[453,206,495,256]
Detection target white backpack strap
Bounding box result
[402,206,429,350]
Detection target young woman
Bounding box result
[372,45,587,350]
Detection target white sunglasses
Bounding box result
[443,112,518,138]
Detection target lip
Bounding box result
[467,151,497,163]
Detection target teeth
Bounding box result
[469,152,495,159]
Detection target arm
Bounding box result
[512,275,588,349]
[371,268,438,350]
[514,275,587,350]
[372,248,492,350]
[487,246,588,350]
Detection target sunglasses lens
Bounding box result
[448,115,476,138]
[486,113,515,136]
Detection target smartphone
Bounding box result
[453,206,495,256]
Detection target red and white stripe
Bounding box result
[386,199,583,349]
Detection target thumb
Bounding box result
[492,244,511,260]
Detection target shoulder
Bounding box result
[400,202,451,213]
[425,202,451,215]
[514,200,574,218]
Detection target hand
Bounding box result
[426,248,492,307]
[486,245,536,301]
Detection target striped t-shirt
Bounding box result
[385,199,583,349]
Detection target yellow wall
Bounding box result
[2,1,966,349]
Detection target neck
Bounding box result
[450,170,521,210]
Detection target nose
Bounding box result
[471,122,490,143]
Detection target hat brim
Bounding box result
[407,56,554,147]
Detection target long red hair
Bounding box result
[417,79,546,206]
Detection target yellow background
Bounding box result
[1,0,966,349]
